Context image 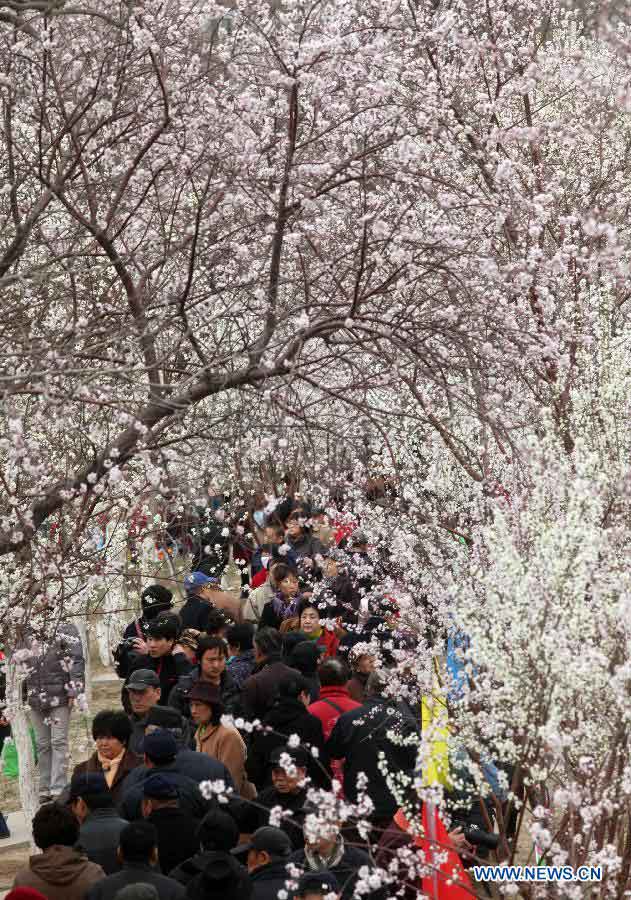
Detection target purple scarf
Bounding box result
[272,590,301,620]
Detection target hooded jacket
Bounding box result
[13,845,103,900]
[245,697,326,790]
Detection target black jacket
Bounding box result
[179,594,216,632]
[85,862,185,900]
[256,786,308,851]
[241,657,301,721]
[123,749,233,794]
[128,652,193,706]
[246,698,326,790]
[250,859,292,900]
[77,807,129,875]
[168,850,219,887]
[326,698,419,820]
[147,806,200,877]
[119,764,211,822]
[127,711,192,757]
[169,850,249,895]
[289,843,373,900]
[168,666,241,719]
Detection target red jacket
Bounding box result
[315,628,340,659]
[308,685,361,740]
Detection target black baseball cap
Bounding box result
[269,745,310,769]
[296,871,339,896]
[234,826,292,859]
[126,669,160,690]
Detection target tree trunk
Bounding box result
[5,658,38,842]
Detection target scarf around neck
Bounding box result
[272,590,300,619]
[304,834,345,870]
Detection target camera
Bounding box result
[463,825,500,851]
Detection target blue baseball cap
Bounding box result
[143,773,179,800]
[68,771,108,801]
[185,571,220,588]
[140,728,178,760]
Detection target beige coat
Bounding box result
[196,723,256,799]
[242,580,274,624]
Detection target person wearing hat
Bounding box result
[125,669,164,754]
[119,730,212,823]
[189,681,255,799]
[71,709,143,805]
[67,770,129,875]
[254,747,310,851]
[123,586,174,644]
[240,826,293,900]
[294,871,340,900]
[246,675,326,792]
[173,629,201,666]
[141,773,200,876]
[121,706,230,794]
[168,808,240,887]
[85,821,185,900]
[12,802,104,900]
[179,572,224,632]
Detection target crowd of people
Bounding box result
[1,495,502,899]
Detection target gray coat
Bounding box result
[26,622,85,712]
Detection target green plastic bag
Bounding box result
[1,729,38,778]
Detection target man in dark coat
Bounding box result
[168,808,239,886]
[114,585,174,679]
[126,618,192,705]
[68,772,129,875]
[326,673,420,834]
[168,637,240,719]
[119,730,213,822]
[242,826,293,900]
[255,747,310,851]
[246,675,326,791]
[85,821,185,900]
[179,572,223,632]
[241,628,300,721]
[141,773,200,876]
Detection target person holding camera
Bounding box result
[114,586,174,680]
[127,616,193,704]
